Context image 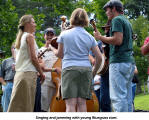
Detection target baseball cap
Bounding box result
[103,0,123,10]
[44,28,56,35]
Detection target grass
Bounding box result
[134,93,149,111]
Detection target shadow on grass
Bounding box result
[135,109,149,112]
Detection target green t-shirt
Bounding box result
[109,15,134,63]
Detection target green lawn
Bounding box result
[134,93,149,111]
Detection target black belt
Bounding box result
[6,79,13,82]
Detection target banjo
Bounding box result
[90,19,109,75]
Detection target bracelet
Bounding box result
[52,68,56,72]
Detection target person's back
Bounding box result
[50,8,102,112]
[60,26,96,69]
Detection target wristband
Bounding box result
[52,68,56,72]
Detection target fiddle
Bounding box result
[51,37,58,49]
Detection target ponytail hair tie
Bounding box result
[19,26,24,31]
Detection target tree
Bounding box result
[131,16,149,93]
[124,0,149,20]
[0,0,18,57]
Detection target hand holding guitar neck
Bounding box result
[90,19,97,32]
[90,19,102,40]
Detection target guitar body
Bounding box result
[98,42,109,75]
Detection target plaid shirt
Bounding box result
[0,57,15,81]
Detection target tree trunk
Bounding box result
[136,81,142,94]
[144,82,146,94]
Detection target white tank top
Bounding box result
[15,32,38,72]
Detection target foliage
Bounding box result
[10,0,95,48]
[131,16,149,86]
[0,0,18,57]
[124,0,149,20]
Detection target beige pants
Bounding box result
[8,71,37,112]
[41,81,56,111]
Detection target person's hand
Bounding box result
[48,44,52,51]
[12,63,15,71]
[55,67,62,74]
[39,73,45,84]
[2,82,7,92]
[94,30,101,40]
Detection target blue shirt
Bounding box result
[57,26,97,69]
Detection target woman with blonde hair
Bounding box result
[50,8,102,112]
[8,15,45,112]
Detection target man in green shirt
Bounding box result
[94,0,135,112]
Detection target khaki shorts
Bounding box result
[61,66,92,100]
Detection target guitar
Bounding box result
[38,47,51,59]
[90,19,109,75]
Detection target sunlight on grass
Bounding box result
[134,93,149,111]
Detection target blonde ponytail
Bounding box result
[15,29,23,49]
[15,14,33,49]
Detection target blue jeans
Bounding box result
[34,77,41,112]
[94,88,100,112]
[132,82,136,111]
[100,71,111,112]
[1,82,13,112]
[109,63,135,112]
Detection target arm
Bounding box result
[0,61,6,86]
[26,34,45,82]
[39,58,61,74]
[89,55,95,65]
[141,42,149,55]
[0,77,6,86]
[134,66,138,75]
[94,30,123,46]
[43,67,61,74]
[50,43,64,59]
[91,46,102,78]
[93,81,100,86]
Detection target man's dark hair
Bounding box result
[103,0,123,14]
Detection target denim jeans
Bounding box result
[132,82,136,111]
[109,63,135,112]
[1,82,13,112]
[100,71,111,112]
[34,77,41,112]
[94,88,100,112]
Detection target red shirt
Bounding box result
[143,37,149,74]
